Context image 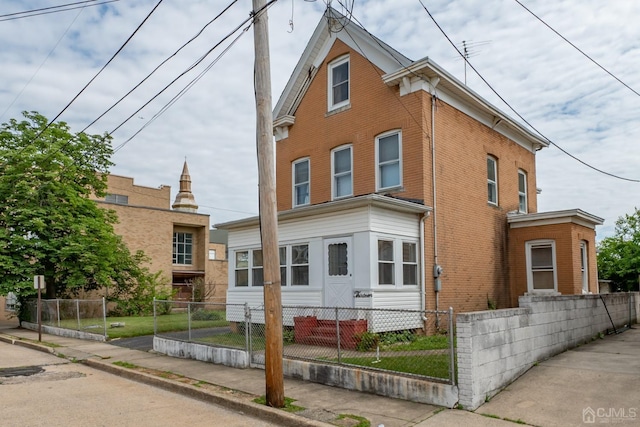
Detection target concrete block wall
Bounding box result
[456,293,638,410]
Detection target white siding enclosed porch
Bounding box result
[216,194,431,332]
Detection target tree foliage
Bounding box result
[0,112,155,308]
[597,207,640,292]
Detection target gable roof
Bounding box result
[273,7,549,152]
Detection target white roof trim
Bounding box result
[215,194,431,230]
[507,209,604,230]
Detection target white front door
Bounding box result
[323,236,353,307]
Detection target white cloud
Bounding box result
[1,0,638,235]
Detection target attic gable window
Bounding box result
[328,56,349,110]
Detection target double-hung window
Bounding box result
[580,241,589,293]
[235,251,249,287]
[376,131,402,191]
[518,170,527,213]
[487,156,498,205]
[402,242,418,285]
[291,244,309,286]
[328,56,349,110]
[173,232,193,265]
[280,247,287,286]
[293,158,310,207]
[332,145,352,199]
[378,240,395,285]
[526,240,557,292]
[252,250,264,286]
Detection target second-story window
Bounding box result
[487,156,498,205]
[105,193,128,204]
[293,158,310,207]
[332,145,352,199]
[518,170,527,213]
[376,131,402,191]
[328,56,349,110]
[173,232,193,265]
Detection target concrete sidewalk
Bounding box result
[1,319,638,427]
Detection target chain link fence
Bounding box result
[25,298,107,336]
[153,300,455,384]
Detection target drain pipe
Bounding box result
[420,212,430,326]
[430,81,444,328]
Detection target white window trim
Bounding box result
[525,240,558,293]
[375,130,403,192]
[292,158,310,208]
[328,55,350,111]
[518,169,527,213]
[487,156,498,206]
[331,144,353,200]
[402,241,419,286]
[580,241,589,294]
[233,245,308,288]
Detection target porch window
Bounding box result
[518,170,527,213]
[252,250,264,286]
[291,244,309,286]
[376,131,402,191]
[581,241,588,293]
[378,240,395,285]
[293,158,310,207]
[280,247,287,286]
[332,145,352,199]
[328,55,349,110]
[526,240,557,292]
[487,156,498,205]
[173,232,193,265]
[235,251,249,287]
[402,242,418,285]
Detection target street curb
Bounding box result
[0,333,55,354]
[83,358,332,427]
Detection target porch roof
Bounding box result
[507,209,604,230]
[214,194,431,230]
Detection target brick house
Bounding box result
[216,8,602,320]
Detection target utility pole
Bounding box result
[252,0,284,408]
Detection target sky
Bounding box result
[0,0,638,240]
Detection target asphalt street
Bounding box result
[0,340,277,427]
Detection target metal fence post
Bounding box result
[102,297,107,338]
[188,302,192,342]
[76,299,80,331]
[335,307,341,364]
[153,297,157,336]
[244,303,250,353]
[448,306,455,385]
[56,299,61,327]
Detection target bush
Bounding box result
[190,309,224,321]
[380,330,416,346]
[355,331,379,352]
[283,327,295,344]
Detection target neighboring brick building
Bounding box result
[218,8,602,317]
[93,162,227,302]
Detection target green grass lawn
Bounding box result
[381,334,452,352]
[339,354,452,379]
[56,311,229,339]
[197,332,266,350]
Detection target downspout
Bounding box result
[420,212,430,323]
[430,80,442,324]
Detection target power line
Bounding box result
[0,0,164,171]
[513,0,640,99]
[0,0,119,22]
[416,0,639,183]
[0,4,88,122]
[81,0,239,133]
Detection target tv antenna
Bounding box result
[454,40,491,84]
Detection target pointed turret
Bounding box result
[172,160,198,213]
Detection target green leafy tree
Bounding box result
[0,111,155,313]
[597,208,640,292]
